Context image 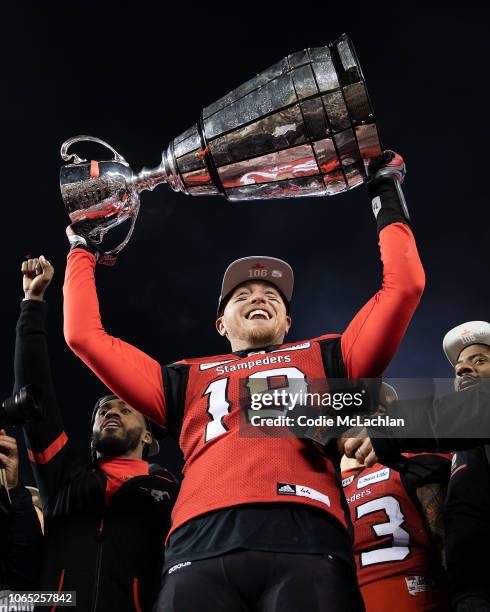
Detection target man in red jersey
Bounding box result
[63,150,425,611]
[341,383,450,611]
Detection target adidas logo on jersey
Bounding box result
[277,482,330,506]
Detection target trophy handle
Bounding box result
[60,135,129,166]
[95,194,141,267]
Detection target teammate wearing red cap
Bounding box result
[64,151,425,611]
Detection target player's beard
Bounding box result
[91,425,143,458]
[243,319,283,347]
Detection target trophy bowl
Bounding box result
[60,33,381,262]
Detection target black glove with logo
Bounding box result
[66,222,117,266]
[367,150,410,234]
[66,220,101,258]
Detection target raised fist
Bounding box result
[22,255,54,301]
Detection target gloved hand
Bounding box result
[66,221,101,260]
[368,149,406,183]
[66,222,120,266]
[367,149,410,233]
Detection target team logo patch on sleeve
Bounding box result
[277,482,330,506]
[371,196,382,218]
[139,487,171,502]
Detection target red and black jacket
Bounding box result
[15,300,179,612]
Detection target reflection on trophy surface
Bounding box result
[60,33,381,260]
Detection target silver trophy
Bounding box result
[60,33,381,263]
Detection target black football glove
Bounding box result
[66,221,117,266]
[66,222,100,258]
[367,150,410,234]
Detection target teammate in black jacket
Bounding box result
[15,256,178,612]
[0,430,42,593]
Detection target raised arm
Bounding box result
[341,223,425,377]
[16,257,84,504]
[341,152,425,378]
[63,248,166,427]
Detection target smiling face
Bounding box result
[216,281,291,351]
[91,399,152,460]
[454,344,490,391]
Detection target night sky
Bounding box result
[1,4,487,480]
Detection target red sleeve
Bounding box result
[63,249,166,428]
[341,223,425,378]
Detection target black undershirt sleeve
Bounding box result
[160,363,190,439]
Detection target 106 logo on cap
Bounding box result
[249,263,268,278]
[460,326,487,345]
[443,320,490,366]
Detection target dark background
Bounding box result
[1,3,487,481]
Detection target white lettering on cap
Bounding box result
[460,326,488,345]
[249,263,268,278]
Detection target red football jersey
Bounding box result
[342,455,450,587]
[168,336,351,535]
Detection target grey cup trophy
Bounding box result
[60,33,381,264]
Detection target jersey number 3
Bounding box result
[356,495,410,566]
